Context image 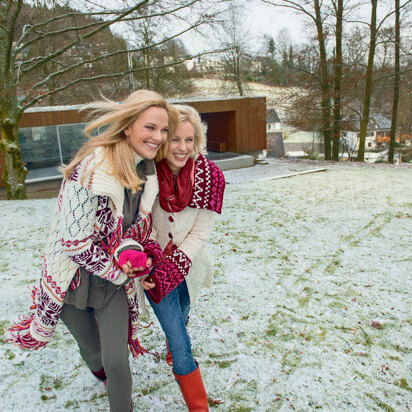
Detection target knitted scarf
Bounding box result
[156,154,225,215]
[156,158,195,213]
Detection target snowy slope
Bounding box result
[0,160,411,411]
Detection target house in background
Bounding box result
[266,108,281,133]
[265,108,285,157]
[342,114,392,152]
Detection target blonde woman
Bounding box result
[141,105,225,411]
[9,90,179,412]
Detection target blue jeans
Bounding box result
[146,280,197,375]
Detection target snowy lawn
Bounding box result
[0,160,411,411]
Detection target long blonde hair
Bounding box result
[156,104,207,162]
[63,90,179,192]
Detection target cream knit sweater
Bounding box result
[150,199,216,303]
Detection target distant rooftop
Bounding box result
[351,113,392,131]
[266,108,281,124]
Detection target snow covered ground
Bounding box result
[0,160,411,411]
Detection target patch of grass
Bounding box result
[298,286,313,307]
[89,392,107,401]
[324,259,341,275]
[277,333,295,342]
[53,378,63,390]
[64,400,78,408]
[217,360,234,368]
[281,350,302,371]
[354,371,373,384]
[395,378,411,392]
[378,342,410,355]
[40,394,56,402]
[266,323,278,337]
[328,300,345,310]
[208,352,232,359]
[365,393,395,412]
[359,326,373,347]
[4,349,16,360]
[280,267,292,275]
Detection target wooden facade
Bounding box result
[18,96,266,153]
[1,96,266,189]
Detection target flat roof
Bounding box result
[24,95,267,113]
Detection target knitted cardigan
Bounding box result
[8,148,162,357]
[150,202,216,303]
[146,154,225,304]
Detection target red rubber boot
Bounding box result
[173,365,208,411]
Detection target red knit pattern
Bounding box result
[142,239,162,266]
[146,249,192,304]
[188,154,225,214]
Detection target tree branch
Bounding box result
[260,0,318,24]
[17,0,151,76]
[372,67,412,86]
[376,0,411,33]
[21,49,225,110]
[5,0,23,77]
[18,0,201,52]
[17,9,134,46]
[22,15,209,90]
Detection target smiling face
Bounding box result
[165,120,195,175]
[166,121,195,175]
[124,106,169,159]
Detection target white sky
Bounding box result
[181,1,307,54]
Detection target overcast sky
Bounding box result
[181,1,307,54]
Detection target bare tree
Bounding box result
[261,0,334,159]
[331,0,343,160]
[218,1,252,96]
[356,0,378,161]
[356,0,411,161]
[0,0,222,199]
[388,0,401,163]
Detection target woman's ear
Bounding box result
[123,127,130,137]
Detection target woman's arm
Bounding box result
[146,209,216,303]
[60,181,128,285]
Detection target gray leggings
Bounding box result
[60,288,131,412]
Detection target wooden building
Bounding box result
[1,96,266,189]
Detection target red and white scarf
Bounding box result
[156,154,225,214]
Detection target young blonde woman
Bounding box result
[8,90,179,412]
[140,105,225,411]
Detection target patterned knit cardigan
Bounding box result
[8,148,162,357]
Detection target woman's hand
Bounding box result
[119,250,153,277]
[140,276,156,290]
[125,256,154,278]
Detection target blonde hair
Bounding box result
[156,104,207,161]
[62,90,179,192]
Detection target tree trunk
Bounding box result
[0,108,27,199]
[357,0,377,162]
[388,0,400,164]
[314,0,332,160]
[332,0,343,161]
[235,51,244,96]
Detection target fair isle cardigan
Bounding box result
[9,148,162,357]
